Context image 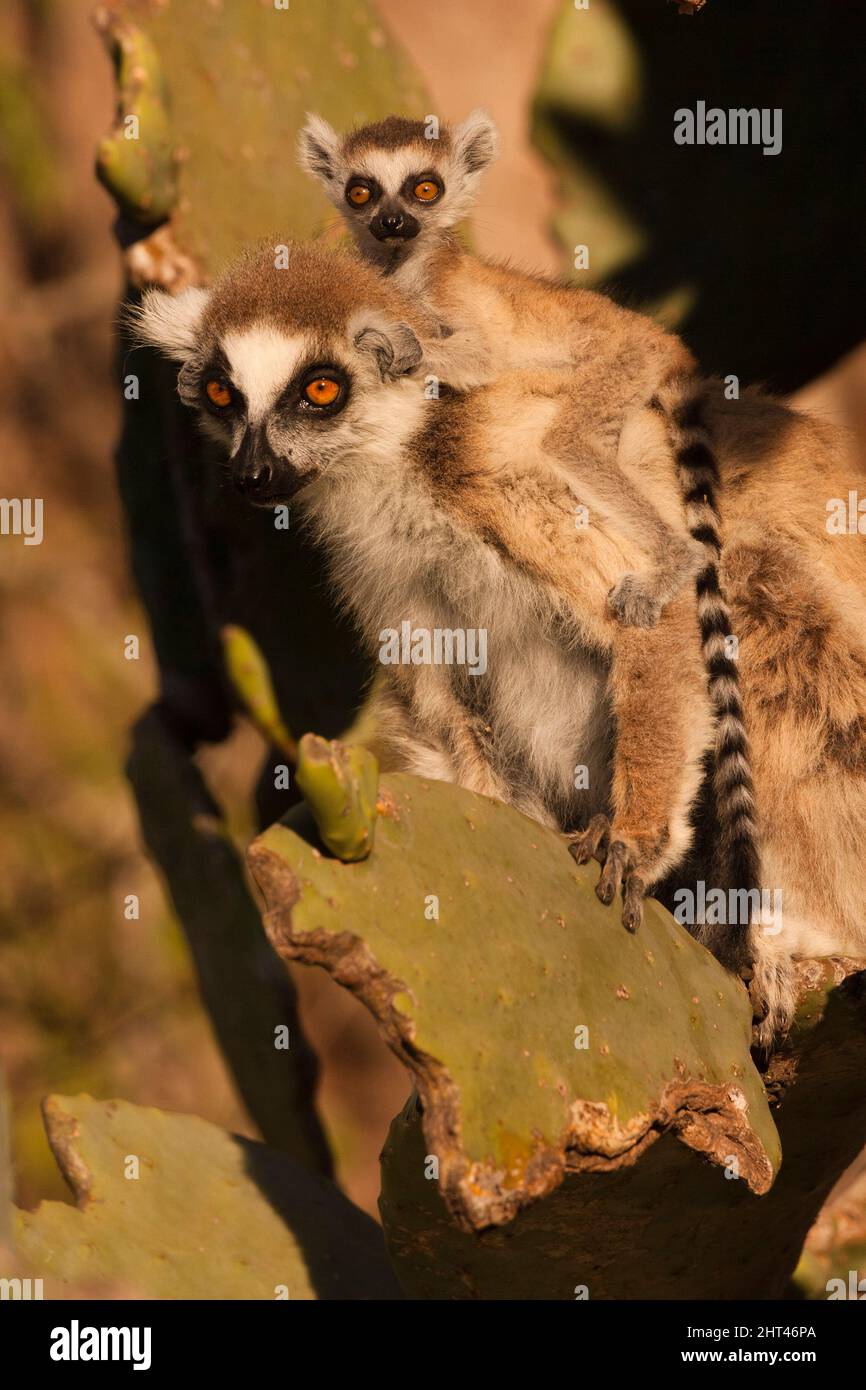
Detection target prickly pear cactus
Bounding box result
[295,733,379,862]
[249,773,779,1238]
[95,14,178,223]
[222,624,297,760]
[795,1233,866,1303]
[96,0,430,276]
[15,1095,401,1300]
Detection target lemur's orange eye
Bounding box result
[205,379,233,408]
[347,183,371,206]
[304,376,341,407]
[413,180,439,202]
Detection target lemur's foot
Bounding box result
[607,574,663,629]
[750,1017,773,1074]
[568,816,648,932]
[730,959,771,1066]
[745,954,796,1072]
[748,972,779,1072]
[621,870,648,933]
[568,813,610,866]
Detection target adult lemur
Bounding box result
[297,110,760,943]
[136,243,866,1051]
[136,244,721,928]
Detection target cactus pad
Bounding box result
[97,0,430,275]
[250,773,780,1233]
[294,733,379,862]
[15,1095,400,1299]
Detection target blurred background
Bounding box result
[1,0,864,1247]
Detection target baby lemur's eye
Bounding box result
[303,376,342,407]
[413,179,441,203]
[205,379,234,409]
[346,182,372,207]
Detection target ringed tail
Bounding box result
[651,378,761,946]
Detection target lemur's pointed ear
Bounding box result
[452,109,499,175]
[298,113,342,185]
[352,313,423,381]
[131,286,211,360]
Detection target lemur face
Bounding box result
[133,244,424,506]
[298,111,499,262]
[342,162,436,247]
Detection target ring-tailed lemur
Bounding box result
[297,111,760,938]
[133,243,773,1004]
[135,241,866,1055]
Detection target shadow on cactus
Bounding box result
[10,737,866,1298]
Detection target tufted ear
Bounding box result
[451,109,499,176]
[352,314,423,381]
[297,113,343,188]
[131,286,211,360]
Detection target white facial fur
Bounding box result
[133,290,428,504]
[221,328,307,423]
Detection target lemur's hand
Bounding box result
[568,814,648,932]
[607,574,663,629]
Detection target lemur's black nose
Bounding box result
[235,458,273,497]
[233,428,277,499]
[380,212,404,234]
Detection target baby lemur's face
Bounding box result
[134,244,425,506]
[298,112,498,264]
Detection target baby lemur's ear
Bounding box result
[452,109,499,175]
[352,313,423,381]
[298,113,342,187]
[130,286,211,360]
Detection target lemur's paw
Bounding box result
[568,813,610,867]
[596,840,647,931]
[747,954,796,1071]
[607,574,663,629]
[621,871,647,932]
[568,820,646,932]
[750,1017,774,1073]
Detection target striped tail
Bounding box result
[651,379,760,960]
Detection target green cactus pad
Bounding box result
[15,1095,401,1299]
[99,0,430,274]
[794,1242,866,1302]
[222,624,297,760]
[95,12,179,224]
[249,773,780,1233]
[295,733,379,862]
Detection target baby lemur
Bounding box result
[298,109,760,928]
[137,242,748,974]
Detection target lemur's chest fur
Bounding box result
[304,394,618,827]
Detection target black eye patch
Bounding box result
[402,171,445,203]
[198,351,245,417]
[345,176,380,209]
[274,363,352,419]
